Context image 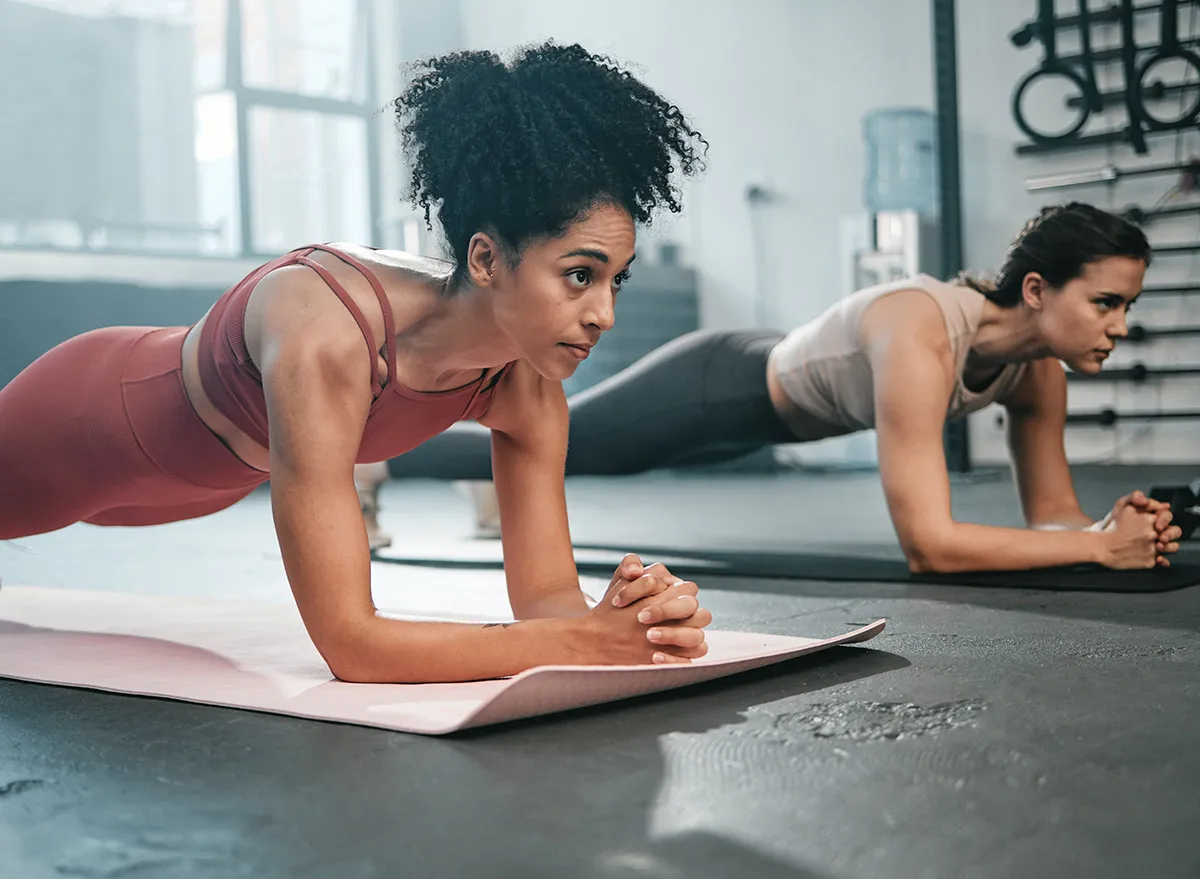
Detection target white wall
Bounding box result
[457,0,934,330]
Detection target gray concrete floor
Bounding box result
[1,465,1198,878]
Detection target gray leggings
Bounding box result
[386,329,797,479]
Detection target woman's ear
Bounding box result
[465,233,501,287]
[1021,271,1048,311]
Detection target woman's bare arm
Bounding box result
[477,361,591,619]
[1000,358,1093,528]
[256,270,589,682]
[864,292,1120,573]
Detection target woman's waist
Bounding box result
[766,351,870,439]
[182,314,273,472]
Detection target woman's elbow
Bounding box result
[904,545,939,574]
[322,647,377,683]
[313,626,384,683]
[901,531,955,574]
[326,658,378,683]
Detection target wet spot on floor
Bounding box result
[730,699,986,743]
[0,778,44,798]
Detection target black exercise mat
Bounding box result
[374,542,1200,593]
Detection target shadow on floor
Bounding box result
[0,644,905,878]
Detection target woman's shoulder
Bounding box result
[243,245,444,364]
[858,281,950,337]
[321,243,453,292]
[475,359,567,438]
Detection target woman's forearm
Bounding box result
[511,586,591,620]
[1029,511,1108,531]
[326,615,589,684]
[909,522,1107,574]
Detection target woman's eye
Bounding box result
[614,271,631,288]
[567,268,591,287]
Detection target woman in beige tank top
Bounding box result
[373,203,1183,573]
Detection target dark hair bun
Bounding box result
[392,41,707,275]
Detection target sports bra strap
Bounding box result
[292,253,386,397]
[307,244,398,391]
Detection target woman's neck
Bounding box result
[390,278,521,389]
[965,293,1052,371]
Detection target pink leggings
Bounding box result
[0,326,267,539]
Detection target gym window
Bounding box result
[0,0,379,258]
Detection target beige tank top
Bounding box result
[770,274,1027,440]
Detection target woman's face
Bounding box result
[1028,256,1146,374]
[487,202,637,381]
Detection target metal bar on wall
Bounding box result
[1066,408,1200,424]
[1025,159,1196,191]
[1010,0,1200,44]
[933,0,970,472]
[1065,78,1200,110]
[1066,364,1200,381]
[1144,242,1200,254]
[1014,127,1178,155]
[1052,35,1200,69]
[1127,322,1200,338]
[1126,202,1200,223]
[1142,283,1200,294]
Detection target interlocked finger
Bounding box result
[652,641,710,662]
[646,624,706,650]
[633,582,700,624]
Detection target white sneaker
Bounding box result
[454,480,501,539]
[357,484,393,552]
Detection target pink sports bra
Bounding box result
[196,244,511,463]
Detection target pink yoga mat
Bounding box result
[0,586,885,735]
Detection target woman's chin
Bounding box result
[526,348,583,382]
[1063,355,1105,375]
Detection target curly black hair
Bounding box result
[392,41,707,281]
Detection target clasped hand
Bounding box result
[587,553,713,663]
